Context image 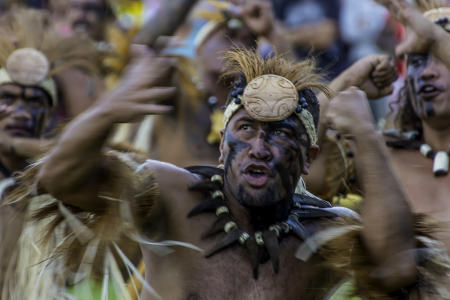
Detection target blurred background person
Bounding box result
[271,0,348,79]
[0,9,99,296]
[340,0,398,123]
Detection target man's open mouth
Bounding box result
[5,125,33,137]
[418,84,443,100]
[242,164,271,187]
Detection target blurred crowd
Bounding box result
[0,0,449,299]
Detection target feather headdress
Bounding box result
[0,9,100,105]
[223,48,332,96]
[222,48,332,146]
[415,0,450,11]
[415,0,450,24]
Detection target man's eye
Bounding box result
[0,95,15,105]
[273,129,288,137]
[408,56,425,67]
[239,124,251,131]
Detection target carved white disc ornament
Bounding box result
[242,74,298,121]
[6,48,50,86]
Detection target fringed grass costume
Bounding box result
[0,8,99,300]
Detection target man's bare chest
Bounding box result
[390,150,450,247]
[142,234,336,300]
[391,151,450,212]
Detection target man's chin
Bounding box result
[237,184,280,207]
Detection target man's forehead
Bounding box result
[229,108,302,127]
[0,84,48,97]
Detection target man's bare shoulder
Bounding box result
[141,160,202,194]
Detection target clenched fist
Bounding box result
[325,87,375,136]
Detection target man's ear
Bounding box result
[218,129,225,164]
[301,144,319,175]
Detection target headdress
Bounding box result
[417,0,450,30]
[222,49,332,146]
[0,9,99,106]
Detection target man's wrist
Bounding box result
[330,70,354,92]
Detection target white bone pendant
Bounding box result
[433,151,449,177]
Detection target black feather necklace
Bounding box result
[186,166,336,279]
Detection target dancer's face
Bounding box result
[406,53,450,125]
[68,0,107,41]
[197,26,256,107]
[0,84,51,138]
[220,109,311,208]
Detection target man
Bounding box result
[323,0,450,255]
[270,0,348,79]
[46,0,109,127]
[7,44,447,299]
[383,1,450,249]
[66,0,112,41]
[0,9,99,296]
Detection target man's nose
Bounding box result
[11,102,32,121]
[420,58,439,81]
[248,132,272,161]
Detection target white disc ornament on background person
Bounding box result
[6,48,50,86]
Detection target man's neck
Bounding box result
[225,193,293,233]
[422,122,450,151]
[247,202,292,231]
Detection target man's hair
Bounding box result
[223,49,331,129]
[387,82,423,138]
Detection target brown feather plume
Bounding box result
[223,48,333,97]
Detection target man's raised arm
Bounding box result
[38,46,176,212]
[325,88,416,291]
[376,0,450,67]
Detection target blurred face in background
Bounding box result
[196,24,257,106]
[68,0,108,41]
[0,84,51,138]
[406,52,450,129]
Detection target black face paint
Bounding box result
[425,101,435,116]
[406,53,440,119]
[406,76,424,118]
[223,129,250,172]
[20,86,26,99]
[11,86,49,137]
[223,115,307,226]
[30,107,47,137]
[263,119,305,193]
